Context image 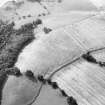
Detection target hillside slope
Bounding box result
[0,0,105,105]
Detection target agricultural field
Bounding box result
[0,0,105,105]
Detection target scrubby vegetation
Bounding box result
[0,19,43,103]
[0,22,35,70]
[0,21,15,51]
[0,70,8,105]
[43,27,52,34]
[0,18,43,70]
[25,70,37,82]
